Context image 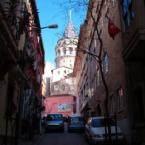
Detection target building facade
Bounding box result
[121,0,145,145]
[74,0,145,145]
[73,0,128,143]
[0,0,44,144]
[43,96,76,117]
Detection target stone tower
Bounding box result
[55,11,78,70]
[50,11,78,95]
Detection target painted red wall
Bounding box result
[43,96,75,117]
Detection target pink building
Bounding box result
[43,95,76,117]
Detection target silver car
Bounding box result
[44,114,64,132]
[85,116,125,145]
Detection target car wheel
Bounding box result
[88,136,94,145]
[84,133,89,142]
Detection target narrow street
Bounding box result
[22,123,88,145]
[36,132,88,145]
[1,1,145,145]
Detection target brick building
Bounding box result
[121,0,145,144]
[0,0,44,143]
[74,0,145,144]
[73,0,128,143]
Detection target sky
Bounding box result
[36,0,88,65]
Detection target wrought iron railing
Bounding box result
[0,0,32,42]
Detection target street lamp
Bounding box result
[78,48,112,144]
[30,24,58,31]
[41,24,58,29]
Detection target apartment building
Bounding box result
[0,0,44,143]
[121,0,145,144]
[74,0,129,143]
[74,0,145,144]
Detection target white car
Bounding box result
[85,116,125,145]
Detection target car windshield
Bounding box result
[71,117,83,122]
[91,118,115,127]
[46,114,63,121]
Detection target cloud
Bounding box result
[43,61,54,78]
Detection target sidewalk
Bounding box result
[20,134,41,145]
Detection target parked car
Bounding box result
[68,115,85,132]
[44,114,64,132]
[85,116,125,145]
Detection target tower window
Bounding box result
[63,48,66,55]
[69,47,73,54]
[61,85,65,91]
[58,49,60,56]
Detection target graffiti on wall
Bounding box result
[57,103,72,112]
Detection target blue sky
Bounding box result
[36,0,88,64]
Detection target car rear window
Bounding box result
[69,116,84,124]
[46,114,63,121]
[91,118,115,127]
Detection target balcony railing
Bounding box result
[0,1,32,43]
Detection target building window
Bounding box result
[117,88,125,111]
[94,74,97,90]
[51,85,54,92]
[112,0,116,5]
[121,0,134,30]
[54,85,59,91]
[97,70,101,86]
[102,52,109,73]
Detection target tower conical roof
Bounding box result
[64,11,77,38]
